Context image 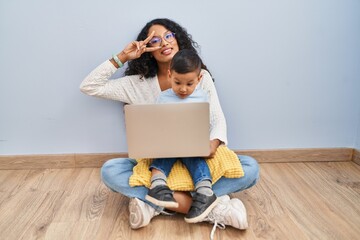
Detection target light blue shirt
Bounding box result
[157,87,208,104]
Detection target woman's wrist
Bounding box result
[118,51,127,64]
[211,139,221,147]
[110,51,128,69]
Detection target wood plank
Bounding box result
[45,222,76,240]
[258,162,360,239]
[236,148,352,163]
[0,148,354,169]
[65,168,100,194]
[234,166,308,239]
[0,154,75,169]
[0,170,29,193]
[0,190,66,240]
[51,169,108,223]
[17,191,68,240]
[26,168,81,192]
[353,148,360,165]
[299,162,360,220]
[1,162,360,239]
[75,153,128,168]
[0,170,30,210]
[92,193,130,240]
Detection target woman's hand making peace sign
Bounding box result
[112,31,161,67]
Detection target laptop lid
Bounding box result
[124,102,210,159]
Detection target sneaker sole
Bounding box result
[129,198,145,229]
[231,199,248,229]
[145,195,179,209]
[184,197,220,223]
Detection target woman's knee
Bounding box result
[101,158,136,176]
[238,155,260,187]
[100,158,137,192]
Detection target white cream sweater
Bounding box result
[80,60,228,144]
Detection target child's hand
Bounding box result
[208,139,221,158]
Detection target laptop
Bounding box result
[124,102,210,159]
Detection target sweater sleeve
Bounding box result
[80,60,145,104]
[200,70,228,145]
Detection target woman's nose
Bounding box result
[161,39,169,47]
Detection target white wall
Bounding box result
[356,128,360,150]
[1,0,360,155]
[355,110,360,150]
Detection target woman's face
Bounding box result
[147,24,179,64]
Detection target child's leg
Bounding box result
[150,168,167,189]
[149,157,177,187]
[181,157,213,194]
[181,157,219,223]
[146,158,179,208]
[195,179,213,196]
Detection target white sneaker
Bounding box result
[204,195,248,239]
[129,198,160,229]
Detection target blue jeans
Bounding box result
[101,155,260,211]
[150,157,211,185]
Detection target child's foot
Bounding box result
[145,185,179,208]
[184,192,219,223]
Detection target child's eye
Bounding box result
[175,82,180,85]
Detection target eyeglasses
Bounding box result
[148,32,176,47]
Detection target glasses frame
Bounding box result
[148,31,176,47]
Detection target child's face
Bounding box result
[168,70,202,99]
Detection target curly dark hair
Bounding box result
[125,18,212,79]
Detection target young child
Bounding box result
[145,49,218,223]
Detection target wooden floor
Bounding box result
[0,161,359,240]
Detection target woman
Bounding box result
[80,18,259,231]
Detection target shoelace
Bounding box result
[159,209,176,216]
[205,207,226,240]
[209,219,225,240]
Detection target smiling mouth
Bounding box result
[161,48,172,55]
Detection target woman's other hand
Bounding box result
[208,139,221,158]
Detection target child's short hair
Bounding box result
[170,49,202,75]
